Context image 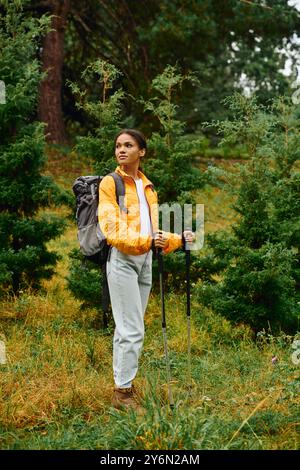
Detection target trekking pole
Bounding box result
[157,246,174,408]
[183,230,192,389]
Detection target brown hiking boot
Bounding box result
[112,387,144,414]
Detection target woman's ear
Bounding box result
[139,149,146,158]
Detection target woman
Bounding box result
[98,129,194,411]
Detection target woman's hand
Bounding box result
[183,230,195,244]
[154,231,168,249]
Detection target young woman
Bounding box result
[98,129,194,411]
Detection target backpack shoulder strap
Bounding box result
[108,172,127,213]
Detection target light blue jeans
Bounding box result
[107,246,152,388]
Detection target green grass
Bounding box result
[0,148,299,450]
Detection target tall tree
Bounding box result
[35,0,71,143]
[0,1,66,295]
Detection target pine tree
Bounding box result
[67,59,125,175]
[0,1,66,295]
[142,65,207,205]
[197,94,300,334]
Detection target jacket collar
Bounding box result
[115,166,153,187]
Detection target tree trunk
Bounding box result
[38,0,70,144]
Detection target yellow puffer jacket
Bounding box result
[98,166,183,256]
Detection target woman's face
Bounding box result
[115,133,145,166]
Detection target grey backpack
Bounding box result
[72,173,126,265]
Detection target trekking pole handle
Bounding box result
[153,231,164,268]
[182,227,194,251]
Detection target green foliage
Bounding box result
[60,0,300,137]
[0,1,66,295]
[197,94,300,333]
[105,400,219,450]
[142,66,207,204]
[68,60,126,175]
[66,249,104,311]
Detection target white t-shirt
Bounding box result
[135,179,153,236]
